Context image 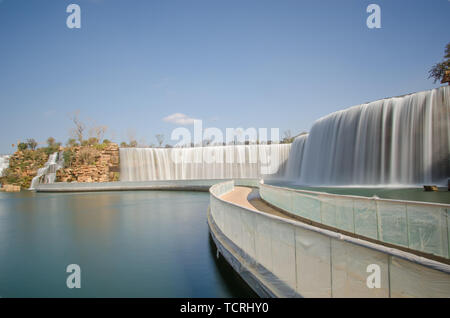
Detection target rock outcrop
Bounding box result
[56,143,120,183]
[0,149,51,189]
[1,184,21,192]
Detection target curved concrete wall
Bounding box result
[34,178,261,192]
[259,182,450,260]
[209,181,450,298]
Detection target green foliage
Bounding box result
[47,137,55,147]
[88,137,99,146]
[429,42,450,83]
[94,143,108,151]
[102,139,111,144]
[43,144,60,156]
[3,170,20,185]
[66,138,78,147]
[112,172,120,181]
[129,140,137,148]
[120,142,128,147]
[17,142,28,151]
[63,150,75,168]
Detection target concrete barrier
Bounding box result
[209,180,450,298]
[260,182,450,260]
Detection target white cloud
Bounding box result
[163,113,199,125]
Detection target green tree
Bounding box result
[66,138,78,147]
[18,142,28,151]
[428,42,450,84]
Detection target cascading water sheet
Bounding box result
[0,155,10,177]
[284,86,449,186]
[29,152,64,190]
[120,144,291,182]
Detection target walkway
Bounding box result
[220,186,296,220]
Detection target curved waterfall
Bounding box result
[284,86,450,186]
[120,144,291,181]
[0,155,10,177]
[29,152,64,190]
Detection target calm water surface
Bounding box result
[0,190,255,297]
[267,181,450,204]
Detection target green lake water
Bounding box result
[267,182,450,204]
[0,190,255,297]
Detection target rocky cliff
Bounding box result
[56,143,120,183]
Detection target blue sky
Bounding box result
[0,0,449,153]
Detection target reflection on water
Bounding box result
[0,191,255,297]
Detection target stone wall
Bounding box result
[56,143,120,183]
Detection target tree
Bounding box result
[120,141,128,148]
[155,134,164,147]
[66,138,78,147]
[18,142,28,151]
[26,138,38,150]
[89,125,108,143]
[47,137,55,147]
[428,42,450,84]
[129,140,138,148]
[282,130,294,144]
[87,137,99,146]
[69,111,85,143]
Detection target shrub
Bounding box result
[18,142,28,151]
[79,147,96,165]
[43,144,60,156]
[128,140,137,148]
[4,170,20,185]
[88,137,99,146]
[47,137,55,147]
[112,172,120,181]
[94,143,108,151]
[66,138,78,148]
[63,150,75,168]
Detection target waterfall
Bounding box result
[285,86,450,186]
[120,144,291,181]
[29,152,64,190]
[282,134,308,181]
[0,155,10,177]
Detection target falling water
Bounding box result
[29,152,64,190]
[120,144,291,181]
[0,155,10,177]
[285,86,450,186]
